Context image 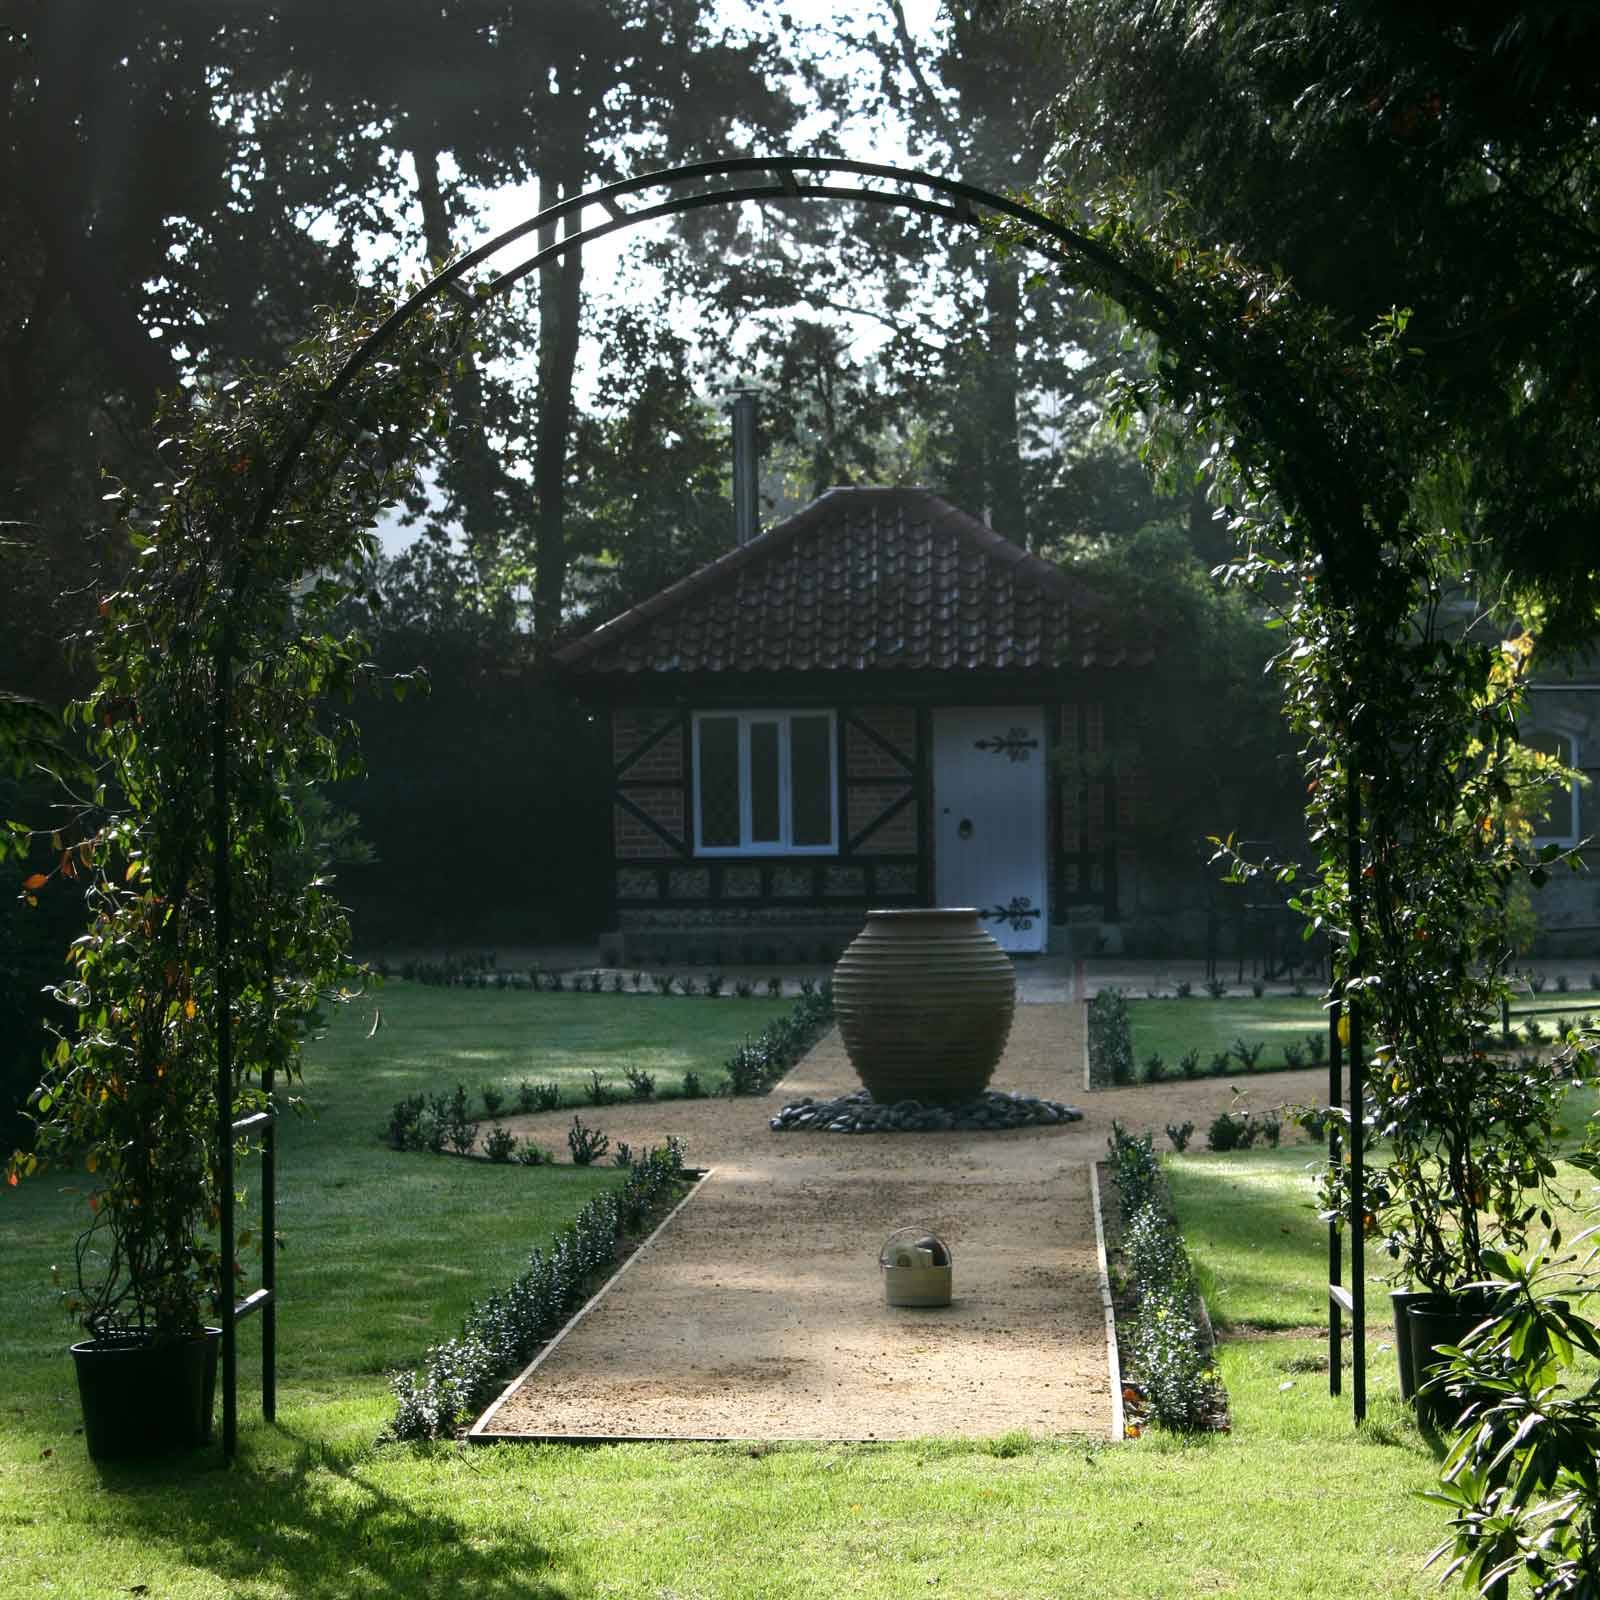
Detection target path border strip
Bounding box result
[467,1167,715,1444]
[1088,1162,1125,1443]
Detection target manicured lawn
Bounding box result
[1129,989,1600,1080]
[1166,1147,1334,1330]
[355,981,790,1106]
[1129,994,1329,1074]
[1171,1145,1600,1332]
[1,989,1453,1597]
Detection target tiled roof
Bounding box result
[556,487,1123,677]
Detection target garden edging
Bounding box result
[1088,1162,1125,1443]
[467,1168,715,1445]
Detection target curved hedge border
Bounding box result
[722,985,835,1094]
[1105,1122,1225,1433]
[387,1138,688,1441]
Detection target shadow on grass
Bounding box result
[1166,1150,1337,1330]
[97,1430,574,1599]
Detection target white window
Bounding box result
[1524,730,1581,846]
[692,711,837,855]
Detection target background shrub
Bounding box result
[1088,988,1135,1086]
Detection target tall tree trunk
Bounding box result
[409,136,506,567]
[982,263,1026,544]
[532,169,584,644]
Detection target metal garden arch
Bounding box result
[215,155,1369,1458]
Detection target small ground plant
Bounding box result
[567,1116,610,1166]
[482,1123,517,1163]
[1088,988,1135,1086]
[446,1085,476,1155]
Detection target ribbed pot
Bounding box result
[833,909,1016,1104]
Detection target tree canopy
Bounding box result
[1032,0,1600,643]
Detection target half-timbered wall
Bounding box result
[607,697,1138,956]
[608,703,926,957]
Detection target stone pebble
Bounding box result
[770,1088,1084,1134]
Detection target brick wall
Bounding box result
[614,788,685,859]
[845,705,917,777]
[612,710,683,777]
[846,784,918,854]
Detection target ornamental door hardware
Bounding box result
[973,727,1038,762]
[982,895,1037,931]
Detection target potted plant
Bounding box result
[1222,541,1587,1428]
[6,302,447,1458]
[11,797,233,1458]
[1367,1038,1570,1426]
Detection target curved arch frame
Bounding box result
[254,156,1181,537]
[215,156,1368,1457]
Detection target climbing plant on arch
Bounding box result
[10,157,1576,1465]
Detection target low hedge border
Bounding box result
[386,1137,689,1441]
[721,984,835,1095]
[1105,1121,1226,1434]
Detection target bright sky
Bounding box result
[374,0,947,553]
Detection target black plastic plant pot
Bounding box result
[71,1328,221,1461]
[1407,1297,1495,1431]
[1389,1288,1433,1400]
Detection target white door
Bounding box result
[933,706,1047,954]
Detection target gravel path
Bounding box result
[479,1006,1335,1443]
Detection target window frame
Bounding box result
[1525,729,1582,848]
[690,709,838,857]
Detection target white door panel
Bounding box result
[932,707,1047,953]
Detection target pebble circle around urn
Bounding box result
[831,908,1016,1104]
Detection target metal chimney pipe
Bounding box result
[728,386,760,546]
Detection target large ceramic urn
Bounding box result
[832,908,1016,1104]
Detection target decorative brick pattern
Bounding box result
[772,866,812,898]
[667,867,711,899]
[845,708,916,778]
[615,867,660,900]
[874,863,918,895]
[823,865,866,897]
[721,866,762,898]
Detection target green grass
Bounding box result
[361,981,789,1108]
[1129,989,1600,1080]
[1168,1146,1348,1330]
[0,989,1456,1597]
[1172,1145,1600,1332]
[1129,994,1329,1075]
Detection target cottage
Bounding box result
[556,485,1147,965]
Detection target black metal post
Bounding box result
[261,1055,275,1424]
[1347,764,1366,1423]
[1328,993,1343,1396]
[212,644,236,1460]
